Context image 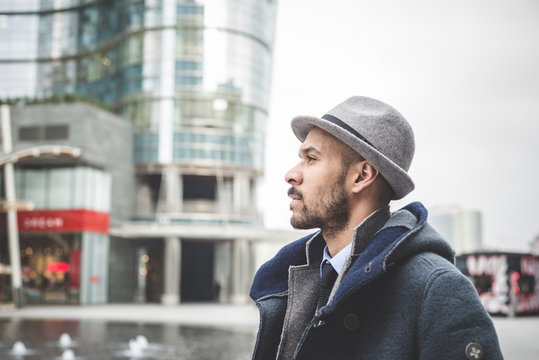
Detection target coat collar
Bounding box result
[322,202,453,315]
[250,202,453,303]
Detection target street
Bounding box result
[493,316,539,359]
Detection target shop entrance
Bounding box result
[19,233,81,304]
[180,241,218,302]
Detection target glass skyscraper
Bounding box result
[0,0,281,305]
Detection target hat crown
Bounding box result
[327,96,415,172]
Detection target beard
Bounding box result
[288,173,350,237]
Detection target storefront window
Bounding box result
[15,166,111,212]
[22,169,47,208]
[20,233,82,304]
[49,168,72,208]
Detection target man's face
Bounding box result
[285,127,351,234]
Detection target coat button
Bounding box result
[465,342,484,359]
[343,313,360,331]
[364,263,372,273]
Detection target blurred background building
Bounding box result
[0,0,294,306]
[429,205,483,255]
[4,103,133,305]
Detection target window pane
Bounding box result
[24,169,47,209]
[48,168,72,209]
[19,126,43,141]
[72,167,87,208]
[45,125,69,140]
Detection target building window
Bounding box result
[45,125,69,140]
[516,274,535,296]
[183,175,216,200]
[177,4,204,15]
[470,275,493,295]
[18,124,69,141]
[19,126,42,141]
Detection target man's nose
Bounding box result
[285,164,303,185]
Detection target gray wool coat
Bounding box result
[249,202,503,360]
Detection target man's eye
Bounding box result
[306,156,316,162]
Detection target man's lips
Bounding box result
[287,188,302,201]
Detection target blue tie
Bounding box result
[317,261,338,310]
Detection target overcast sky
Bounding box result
[258,0,539,252]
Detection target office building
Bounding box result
[429,205,483,255]
[3,102,134,305]
[0,0,292,305]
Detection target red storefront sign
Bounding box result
[17,209,109,234]
[46,261,70,273]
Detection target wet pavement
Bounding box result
[0,319,256,359]
[0,304,258,359]
[0,304,259,328]
[0,304,538,359]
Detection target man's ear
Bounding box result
[351,160,379,194]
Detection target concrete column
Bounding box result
[80,233,110,305]
[1,104,22,308]
[217,177,233,215]
[162,237,181,305]
[214,241,232,303]
[231,238,250,304]
[233,172,249,215]
[157,166,182,214]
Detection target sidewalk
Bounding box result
[0,303,260,329]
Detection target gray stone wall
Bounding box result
[9,102,135,224]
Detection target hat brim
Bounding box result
[291,115,414,200]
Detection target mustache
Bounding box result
[287,187,303,199]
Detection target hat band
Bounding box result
[321,114,377,150]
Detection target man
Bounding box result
[250,96,503,360]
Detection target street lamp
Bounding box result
[0,104,82,308]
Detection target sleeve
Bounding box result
[418,268,504,360]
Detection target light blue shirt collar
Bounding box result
[321,243,352,276]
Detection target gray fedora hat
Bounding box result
[291,96,415,200]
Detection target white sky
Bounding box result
[259,0,539,252]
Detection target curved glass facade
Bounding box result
[0,0,277,221]
[0,0,275,169]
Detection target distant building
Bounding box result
[456,252,539,316]
[0,0,296,306]
[2,102,134,305]
[530,234,539,255]
[429,206,483,255]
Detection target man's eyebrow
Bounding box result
[299,146,321,156]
